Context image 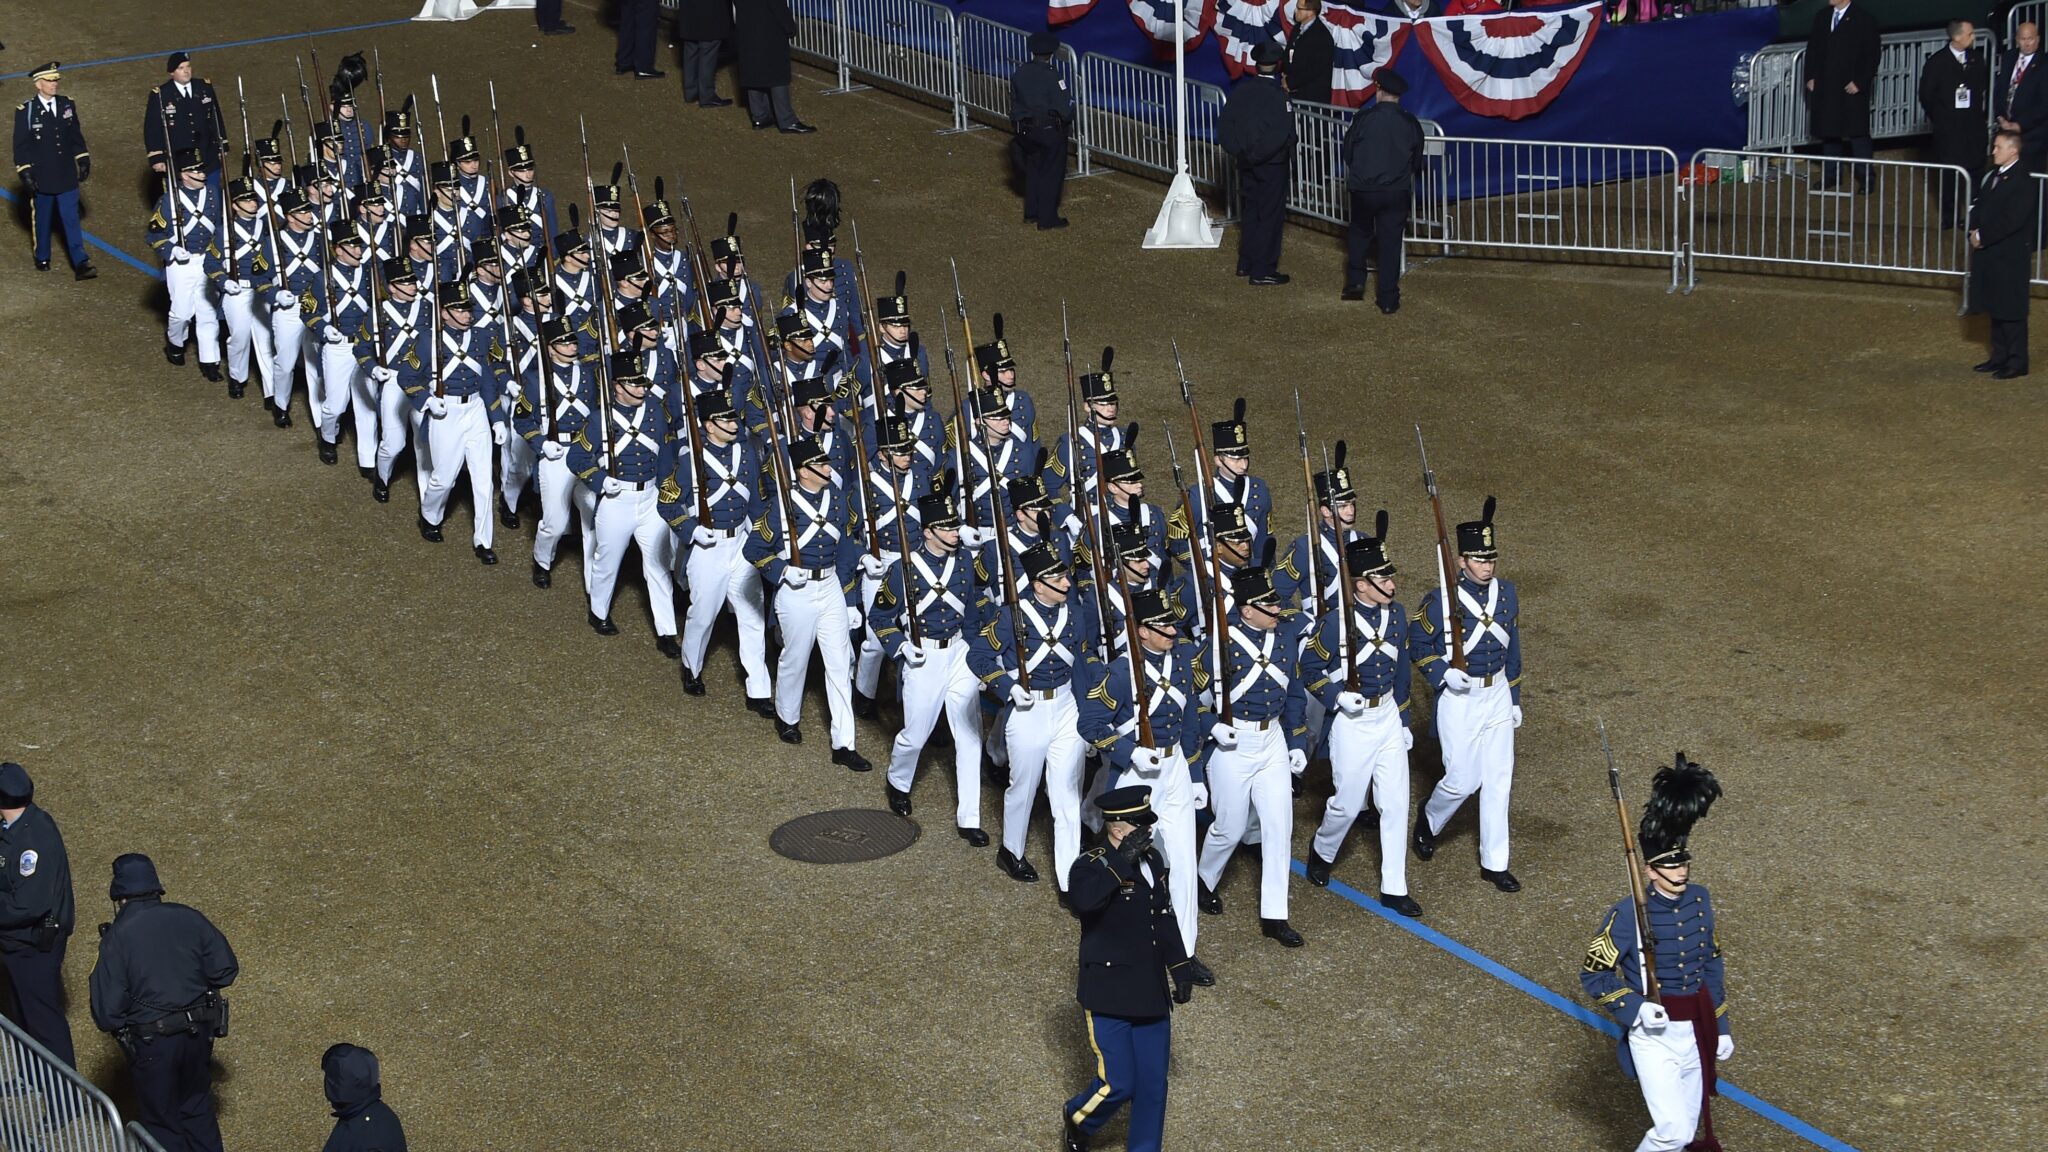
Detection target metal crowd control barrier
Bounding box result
[1076,53,1238,222]
[127,1122,169,1152]
[2033,173,2048,287]
[0,1014,130,1152]
[1286,101,1446,240]
[2012,1,2048,47]
[1685,150,1975,305]
[1745,46,1807,153]
[787,0,850,87]
[956,15,1088,174]
[831,0,963,127]
[1744,27,1996,151]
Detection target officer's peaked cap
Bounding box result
[109,853,165,900]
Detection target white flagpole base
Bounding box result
[1142,170,1223,249]
[415,0,533,21]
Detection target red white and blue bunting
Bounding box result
[1411,1,1603,119]
[1127,0,1217,60]
[1324,3,1411,108]
[1049,0,1099,28]
[1215,0,1288,80]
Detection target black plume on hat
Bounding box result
[1102,346,1115,372]
[1373,509,1389,541]
[609,161,624,186]
[1639,754,1722,867]
[516,125,527,145]
[992,312,1005,340]
[894,270,906,296]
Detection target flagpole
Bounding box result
[1143,0,1222,248]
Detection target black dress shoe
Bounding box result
[779,122,817,134]
[956,826,990,847]
[997,848,1039,881]
[475,544,498,566]
[418,516,444,543]
[35,259,49,272]
[1412,814,1438,861]
[776,720,802,745]
[752,119,773,129]
[1341,286,1365,301]
[1036,216,1069,230]
[1379,301,1400,315]
[318,439,338,465]
[616,66,633,75]
[700,96,733,108]
[1973,359,2002,372]
[1994,366,2030,379]
[1063,1115,1089,1152]
[852,691,878,720]
[199,361,223,382]
[532,561,552,589]
[1305,849,1334,887]
[746,696,776,718]
[1248,273,1290,286]
[1198,884,1222,915]
[1185,955,1215,986]
[589,612,619,635]
[680,666,706,695]
[1379,892,1424,917]
[372,478,390,503]
[1235,267,1249,277]
[228,379,246,399]
[1260,918,1305,948]
[832,747,872,772]
[73,263,97,281]
[542,22,576,33]
[886,785,912,816]
[1480,867,1522,893]
[655,635,681,659]
[165,341,187,366]
[273,406,293,428]
[636,70,667,79]
[500,506,520,529]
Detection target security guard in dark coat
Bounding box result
[321,1043,409,1152]
[89,854,239,1152]
[1218,41,1296,285]
[1063,785,1193,1152]
[1339,68,1421,312]
[13,63,97,280]
[1011,32,1075,230]
[143,53,228,181]
[1918,23,1990,228]
[1804,0,1881,191]
[1969,130,2034,379]
[0,763,75,1067]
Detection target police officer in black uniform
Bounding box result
[89,854,238,1152]
[1339,68,1422,313]
[1011,32,1075,230]
[1218,40,1297,285]
[1062,785,1193,1152]
[0,763,74,1067]
[321,1042,409,1152]
[143,53,228,185]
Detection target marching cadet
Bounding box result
[501,138,557,241]
[875,488,990,840]
[1300,523,1423,917]
[366,257,427,504]
[0,763,76,1068]
[313,222,376,468]
[1580,756,1729,1152]
[271,189,327,431]
[744,435,871,772]
[143,53,227,185]
[497,206,543,273]
[773,306,848,402]
[963,388,1032,525]
[867,275,930,376]
[592,181,639,257]
[1412,497,1525,893]
[427,162,483,280]
[293,162,342,228]
[972,540,1101,891]
[1076,591,1214,983]
[14,63,97,279]
[1047,357,1123,502]
[786,247,856,358]
[1095,519,1167,662]
[448,132,489,221]
[793,180,865,316]
[708,215,770,314]
[370,144,423,218]
[552,229,601,346]
[874,359,945,472]
[208,177,276,399]
[1010,32,1074,231]
[146,147,225,381]
[497,267,551,526]
[467,246,511,366]
[328,63,370,188]
[311,124,348,197]
[405,280,510,562]
[704,279,762,400]
[353,180,399,263]
[516,319,600,590]
[1099,440,1169,562]
[683,330,741,416]
[250,134,288,207]
[973,319,1039,441]
[1195,555,1310,948]
[852,414,932,716]
[1187,400,1274,552]
[403,214,437,289]
[573,355,682,655]
[1276,443,1361,615]
[383,110,425,210]
[1180,503,1254,646]
[672,392,773,707]
[787,373,858,488]
[1061,785,1193,1152]
[640,196,695,336]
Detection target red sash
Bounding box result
[1663,987,1722,1152]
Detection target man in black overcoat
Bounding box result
[1804,0,1880,192]
[1970,130,2034,380]
[1920,21,1989,228]
[737,0,815,133]
[680,0,736,108]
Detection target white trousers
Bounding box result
[532,452,596,591]
[1628,1021,1703,1152]
[1004,686,1085,889]
[164,260,220,362]
[1117,747,1199,955]
[853,556,900,699]
[316,342,360,444]
[418,397,494,548]
[1315,697,1411,896]
[589,484,676,636]
[346,357,380,468]
[884,640,985,829]
[1197,720,1294,919]
[221,288,275,389]
[774,573,857,750]
[375,381,420,484]
[270,304,315,412]
[1423,677,1516,871]
[500,434,537,514]
[681,530,770,697]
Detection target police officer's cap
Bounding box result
[1455,495,1498,560]
[1131,589,1177,629]
[0,763,32,807]
[788,435,830,472]
[166,52,191,73]
[1210,501,1252,542]
[448,134,481,163]
[1231,562,1280,607]
[327,221,365,250]
[792,375,835,409]
[688,330,727,361]
[880,414,917,452]
[697,391,739,424]
[429,160,460,188]
[173,148,206,173]
[1251,40,1287,67]
[614,299,655,333]
[800,248,834,280]
[1096,785,1158,826]
[1027,31,1061,57]
[610,251,649,284]
[1022,542,1069,585]
[381,256,416,286]
[1008,475,1052,512]
[542,317,578,346]
[1374,68,1408,97]
[918,492,961,532]
[29,63,61,83]
[882,359,927,392]
[436,281,472,309]
[109,853,165,900]
[553,230,592,260]
[776,312,818,343]
[707,278,743,308]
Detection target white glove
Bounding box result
[221,279,248,296]
[1129,747,1165,775]
[169,245,193,264]
[1209,722,1239,751]
[901,641,928,668]
[1635,1003,1669,1034]
[602,477,628,498]
[1402,728,1414,751]
[370,366,397,386]
[1442,667,1474,693]
[782,567,810,589]
[272,288,296,310]
[1287,748,1308,776]
[322,328,347,346]
[541,440,569,461]
[1010,684,1036,710]
[845,605,863,632]
[1511,705,1523,729]
[491,423,509,447]
[691,525,719,547]
[423,396,449,418]
[858,553,889,579]
[960,525,990,548]
[1336,691,1367,718]
[1191,782,1210,809]
[1715,1034,1734,1062]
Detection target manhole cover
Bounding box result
[770,809,921,864]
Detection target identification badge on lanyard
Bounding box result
[1957,84,1972,110]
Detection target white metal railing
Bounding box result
[2011,1,2048,47]
[0,1013,131,1152]
[1286,101,1447,237]
[127,1121,170,1152]
[1076,52,1238,221]
[956,14,1089,174]
[1745,27,1996,151]
[1745,46,1808,153]
[833,0,963,126]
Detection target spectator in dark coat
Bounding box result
[1996,22,2048,175]
[1285,0,1335,106]
[1919,20,1989,228]
[616,0,664,78]
[679,0,736,108]
[1969,130,2033,379]
[1340,69,1423,312]
[736,0,815,133]
[1220,41,1297,284]
[1803,0,1880,191]
[321,1044,407,1152]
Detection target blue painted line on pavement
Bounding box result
[1300,860,1862,1152]
[0,185,163,279]
[0,19,414,81]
